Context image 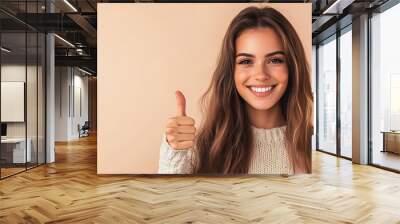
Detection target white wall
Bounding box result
[55,66,89,141]
[1,65,38,138]
[72,73,89,138]
[55,66,70,141]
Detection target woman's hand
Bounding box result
[165,90,196,150]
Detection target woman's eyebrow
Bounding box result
[235,51,285,58]
[236,53,254,58]
[265,51,285,57]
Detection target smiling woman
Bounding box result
[158,6,313,175]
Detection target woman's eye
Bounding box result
[269,58,284,64]
[238,59,252,65]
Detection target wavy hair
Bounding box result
[193,6,313,174]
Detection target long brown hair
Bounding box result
[193,6,313,174]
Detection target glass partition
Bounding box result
[0,31,28,177]
[27,30,38,169]
[312,45,317,151]
[339,27,352,158]
[0,1,46,179]
[317,35,337,155]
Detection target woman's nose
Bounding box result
[253,61,271,81]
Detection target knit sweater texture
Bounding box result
[158,125,294,175]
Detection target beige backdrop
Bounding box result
[97,3,311,174]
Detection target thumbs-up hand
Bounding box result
[165,90,196,150]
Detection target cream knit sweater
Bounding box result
[158,125,294,175]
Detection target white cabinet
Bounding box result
[1,138,32,163]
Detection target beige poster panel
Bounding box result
[98,3,311,174]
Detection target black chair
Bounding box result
[79,121,90,138]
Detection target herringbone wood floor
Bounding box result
[0,134,400,224]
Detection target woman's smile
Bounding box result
[247,85,276,97]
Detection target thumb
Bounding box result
[175,90,186,116]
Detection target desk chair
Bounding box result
[79,121,90,138]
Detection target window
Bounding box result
[339,27,352,158]
[317,35,337,154]
[370,2,400,171]
[312,45,317,151]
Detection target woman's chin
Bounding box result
[247,102,275,111]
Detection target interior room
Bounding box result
[0,0,399,223]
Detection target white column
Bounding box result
[352,14,369,164]
[46,33,55,163]
[45,1,55,163]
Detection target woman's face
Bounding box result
[234,27,289,111]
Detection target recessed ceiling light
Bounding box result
[322,0,355,15]
[1,47,11,53]
[63,0,78,12]
[54,34,75,48]
[77,67,93,76]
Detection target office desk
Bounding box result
[381,131,400,154]
[1,138,32,163]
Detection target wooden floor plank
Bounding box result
[0,134,399,223]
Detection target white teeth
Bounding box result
[250,86,273,93]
